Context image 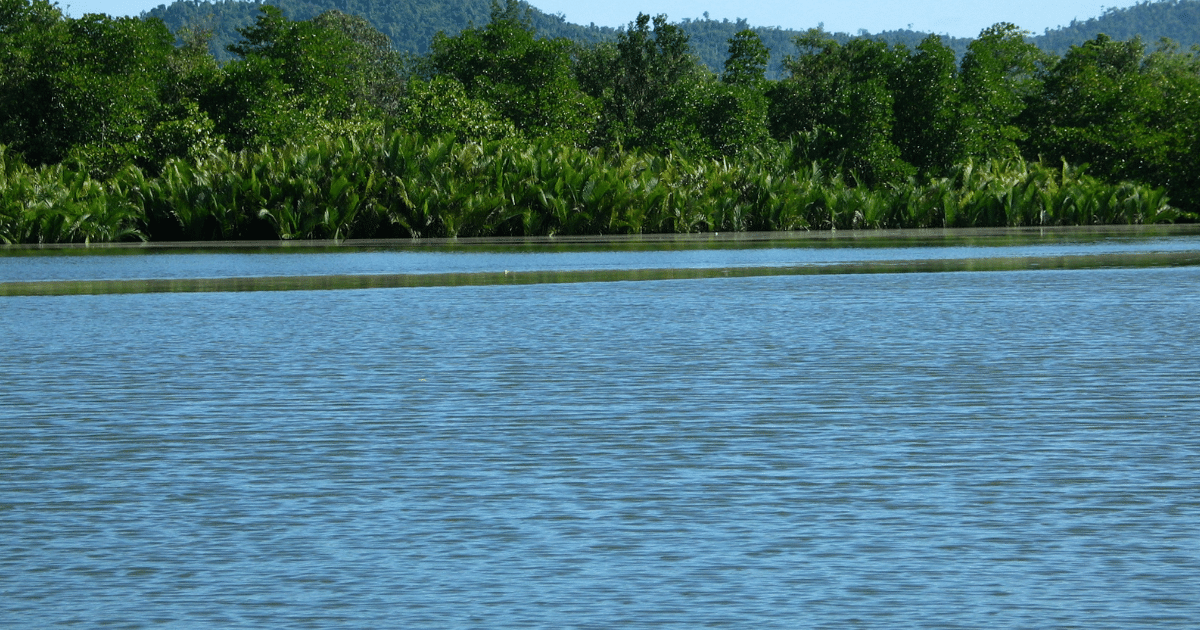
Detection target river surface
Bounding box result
[4,232,1200,282]
[2,235,1199,628]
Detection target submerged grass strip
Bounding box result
[4,251,1199,296]
[6,224,1200,256]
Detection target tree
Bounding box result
[769,30,913,185]
[723,29,769,86]
[427,0,595,144]
[1023,34,1200,212]
[959,23,1048,159]
[396,76,516,142]
[310,10,407,117]
[138,26,224,167]
[211,6,403,149]
[226,6,388,120]
[0,1,177,171]
[891,35,964,175]
[581,13,708,151]
[690,30,770,156]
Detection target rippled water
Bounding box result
[4,230,1200,283]
[3,264,1199,627]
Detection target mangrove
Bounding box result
[1,0,1197,243]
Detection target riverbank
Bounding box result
[4,226,1200,295]
[2,135,1190,245]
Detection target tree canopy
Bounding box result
[2,0,1198,244]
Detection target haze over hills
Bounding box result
[145,0,1200,76]
[1033,0,1200,53]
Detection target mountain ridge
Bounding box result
[143,0,1200,76]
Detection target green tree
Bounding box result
[206,49,317,149]
[140,26,224,167]
[959,23,1047,159]
[225,6,390,120]
[0,1,176,171]
[769,30,913,185]
[891,35,964,175]
[581,13,709,151]
[210,6,403,149]
[723,29,769,86]
[1146,39,1200,212]
[427,0,595,144]
[691,30,770,156]
[310,10,407,117]
[1023,34,1200,211]
[396,75,517,141]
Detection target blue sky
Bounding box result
[62,0,1137,38]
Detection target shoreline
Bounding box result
[4,224,1200,256]
[4,250,1199,296]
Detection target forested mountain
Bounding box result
[671,19,973,78]
[141,0,977,75]
[143,0,615,61]
[144,0,1200,74]
[1034,0,1200,53]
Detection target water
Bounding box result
[4,233,1200,283]
[2,253,1199,627]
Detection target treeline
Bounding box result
[143,0,617,61]
[1,0,1197,243]
[143,0,1200,76]
[1037,0,1200,54]
[141,0,973,80]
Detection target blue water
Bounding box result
[4,235,1200,282]
[2,264,1199,628]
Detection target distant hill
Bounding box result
[143,0,1200,77]
[1033,0,1200,53]
[141,0,975,77]
[672,18,974,78]
[142,0,614,60]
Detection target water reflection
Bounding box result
[3,227,1200,284]
[2,269,1198,628]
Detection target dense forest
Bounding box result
[141,0,1200,74]
[1,0,1198,243]
[1035,0,1200,53]
[143,0,616,59]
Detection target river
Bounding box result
[3,228,1198,628]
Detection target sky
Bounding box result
[61,0,1140,39]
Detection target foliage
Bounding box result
[309,10,407,115]
[580,13,707,151]
[208,6,404,150]
[0,1,178,171]
[723,29,769,86]
[891,36,964,175]
[2,4,1197,243]
[1023,34,1200,212]
[769,29,914,185]
[426,0,595,144]
[0,145,145,243]
[958,23,1049,159]
[695,81,770,157]
[395,76,517,142]
[3,132,1186,244]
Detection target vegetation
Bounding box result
[1,0,1197,243]
[142,0,1200,75]
[142,0,616,61]
[3,132,1183,244]
[1035,0,1200,54]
